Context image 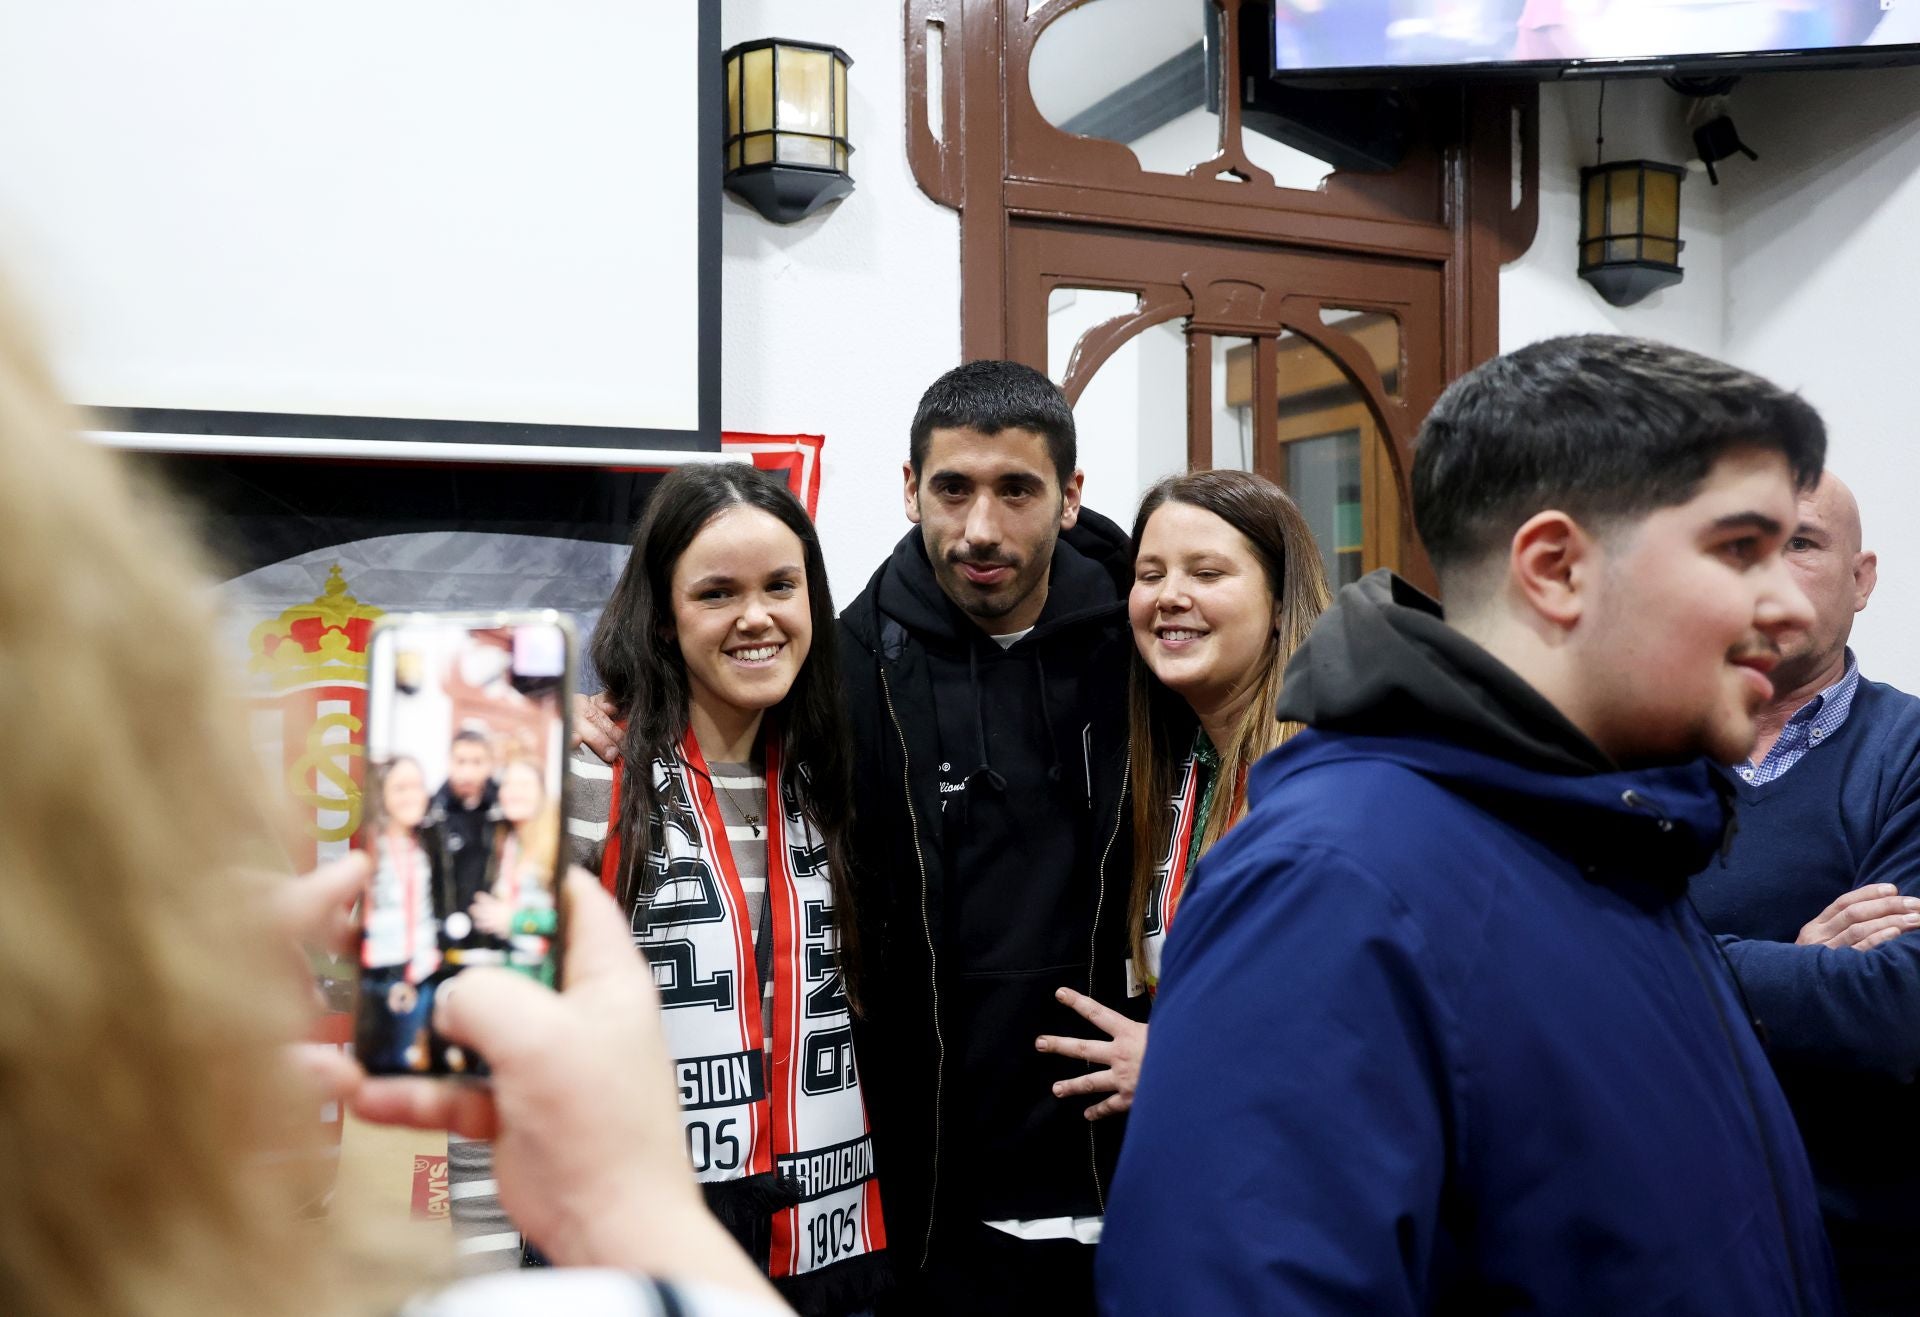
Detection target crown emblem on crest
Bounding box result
[247,565,385,692]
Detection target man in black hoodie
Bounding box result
[839,361,1142,1315]
[428,728,500,947]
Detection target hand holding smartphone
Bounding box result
[353,613,572,1077]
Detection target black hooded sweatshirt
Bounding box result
[428,776,500,913]
[838,509,1144,1273]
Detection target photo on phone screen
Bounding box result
[354,613,572,1077]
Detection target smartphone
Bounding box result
[353,611,573,1077]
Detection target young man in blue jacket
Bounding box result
[1100,335,1843,1314]
[1691,473,1920,1316]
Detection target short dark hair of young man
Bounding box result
[430,727,502,922]
[1101,335,1845,1315]
[903,359,1087,637]
[841,359,1140,1315]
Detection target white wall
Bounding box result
[719,1,959,601]
[1500,66,1920,688]
[1719,67,1920,689]
[1501,78,1727,356]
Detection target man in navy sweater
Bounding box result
[1691,473,1920,1316]
[1100,336,1842,1314]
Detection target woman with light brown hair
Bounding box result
[1037,469,1330,1117]
[0,274,785,1315]
[468,754,562,986]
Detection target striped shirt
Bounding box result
[708,759,774,1041]
[562,745,773,1038]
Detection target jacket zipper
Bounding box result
[1084,747,1131,1214]
[880,668,946,1269]
[1672,907,1808,1315]
[1626,788,1805,1315]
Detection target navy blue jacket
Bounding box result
[1696,678,1920,1085]
[1693,675,1920,1311]
[1099,572,1839,1315]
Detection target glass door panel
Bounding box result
[1224,331,1405,580]
[1283,428,1364,589]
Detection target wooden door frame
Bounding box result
[904,0,1539,592]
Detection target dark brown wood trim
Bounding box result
[1187,330,1213,472]
[1252,334,1279,483]
[904,0,964,210]
[1001,180,1457,258]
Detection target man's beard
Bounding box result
[938,553,1038,620]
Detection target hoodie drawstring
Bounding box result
[1032,649,1065,787]
[963,643,1008,819]
[962,640,1072,817]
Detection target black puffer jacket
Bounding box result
[839,510,1143,1276]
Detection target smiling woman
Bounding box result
[1124,471,1329,988]
[668,502,815,766]
[571,463,891,1313]
[1036,469,1329,1120]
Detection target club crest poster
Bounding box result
[154,434,822,871]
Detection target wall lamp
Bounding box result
[1578,159,1686,307]
[723,39,854,224]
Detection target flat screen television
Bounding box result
[1270,1,1920,79]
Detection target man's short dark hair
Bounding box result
[1412,335,1826,575]
[450,729,490,750]
[909,359,1077,485]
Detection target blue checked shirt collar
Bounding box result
[1736,649,1860,786]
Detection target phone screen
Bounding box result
[354,613,571,1077]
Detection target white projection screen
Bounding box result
[0,1,719,460]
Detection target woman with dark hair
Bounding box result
[1038,469,1330,1115]
[570,462,886,1314]
[357,754,450,1073]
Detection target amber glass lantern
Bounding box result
[723,39,854,224]
[1578,160,1686,307]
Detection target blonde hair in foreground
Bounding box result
[1125,470,1332,971]
[0,282,361,1315]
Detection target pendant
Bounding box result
[746,815,762,838]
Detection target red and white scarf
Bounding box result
[601,729,886,1278]
[364,831,439,984]
[1137,747,1202,993]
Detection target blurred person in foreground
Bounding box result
[1100,336,1842,1314]
[0,278,786,1317]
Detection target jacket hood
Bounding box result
[851,505,1130,653]
[1277,570,1612,776]
[1270,571,1732,889]
[1258,729,1732,892]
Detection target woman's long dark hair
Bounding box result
[590,463,862,1008]
[362,756,422,838]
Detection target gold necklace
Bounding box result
[713,769,764,838]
